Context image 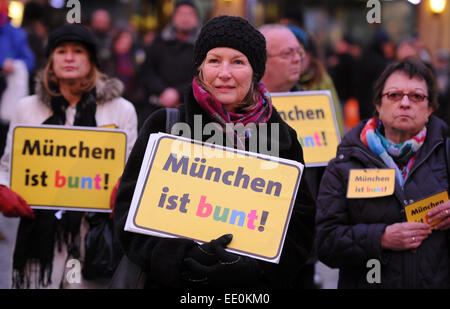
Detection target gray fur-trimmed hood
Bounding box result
[35,71,125,107]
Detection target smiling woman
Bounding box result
[114,15,316,289]
[198,47,254,113]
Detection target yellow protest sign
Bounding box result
[405,191,448,227]
[271,91,341,167]
[125,134,304,263]
[346,169,395,198]
[10,125,127,212]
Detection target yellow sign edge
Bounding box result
[130,134,303,263]
[10,124,128,212]
[271,90,342,167]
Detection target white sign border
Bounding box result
[125,133,304,263]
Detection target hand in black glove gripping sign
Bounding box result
[182,234,260,287]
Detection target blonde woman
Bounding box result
[0,24,137,288]
[114,15,315,289]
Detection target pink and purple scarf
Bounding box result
[192,77,273,149]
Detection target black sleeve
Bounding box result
[315,159,386,269]
[113,108,196,287]
[139,39,167,96]
[258,126,316,288]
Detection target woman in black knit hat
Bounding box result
[113,15,315,288]
[0,24,138,288]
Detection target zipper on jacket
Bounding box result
[397,142,443,224]
[402,141,443,288]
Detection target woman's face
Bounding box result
[114,31,133,54]
[376,71,433,143]
[52,41,92,82]
[200,47,253,112]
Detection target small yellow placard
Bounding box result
[405,191,449,227]
[271,91,341,167]
[346,169,395,198]
[10,125,127,212]
[125,134,304,263]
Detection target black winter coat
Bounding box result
[139,27,197,100]
[316,115,450,288]
[114,88,316,288]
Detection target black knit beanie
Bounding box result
[193,15,266,82]
[46,24,99,67]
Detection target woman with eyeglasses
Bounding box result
[315,57,450,288]
[287,25,344,137]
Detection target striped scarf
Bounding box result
[360,118,426,186]
[192,77,272,149]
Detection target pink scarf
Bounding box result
[192,77,273,149]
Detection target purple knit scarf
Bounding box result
[192,77,272,149]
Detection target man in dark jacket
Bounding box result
[139,0,200,112]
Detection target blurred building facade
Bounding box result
[418,0,450,62]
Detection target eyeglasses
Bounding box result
[268,47,306,61]
[382,91,428,103]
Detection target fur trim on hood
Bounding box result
[35,71,124,107]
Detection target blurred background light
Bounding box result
[50,0,65,9]
[430,0,447,13]
[8,1,23,27]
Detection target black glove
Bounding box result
[182,234,261,287]
[150,237,197,288]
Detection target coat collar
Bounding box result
[182,87,295,153]
[338,115,449,163]
[35,71,124,108]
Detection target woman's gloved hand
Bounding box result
[182,234,261,287]
[0,185,34,218]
